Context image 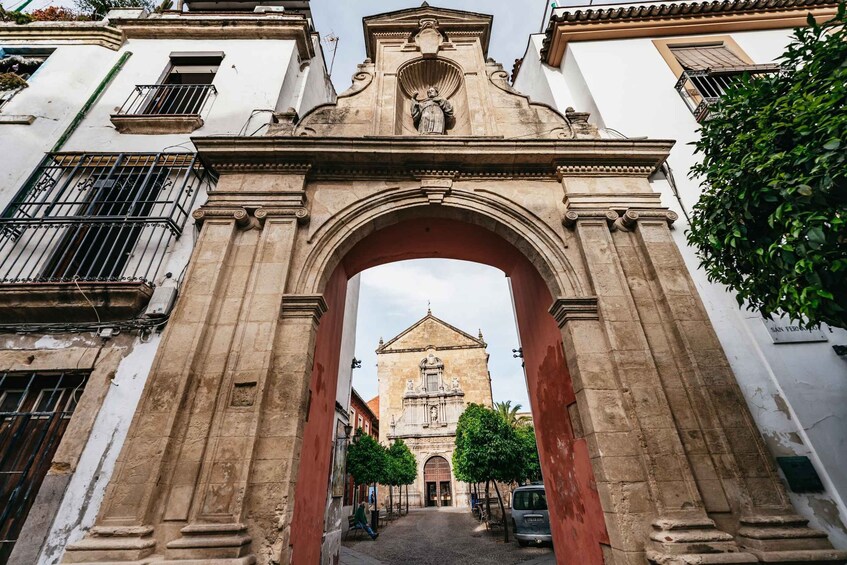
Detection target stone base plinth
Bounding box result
[62,526,157,564]
[647,516,758,565]
[163,523,254,562]
[737,515,847,564]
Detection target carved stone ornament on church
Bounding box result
[451,376,459,391]
[412,86,454,135]
[429,405,438,422]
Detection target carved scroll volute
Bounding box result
[415,18,443,57]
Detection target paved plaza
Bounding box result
[341,508,555,565]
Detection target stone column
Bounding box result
[557,210,749,565]
[62,210,246,563]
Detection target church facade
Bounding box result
[377,311,493,509]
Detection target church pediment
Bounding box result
[276,4,595,140]
[378,313,484,353]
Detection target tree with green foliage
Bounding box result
[385,439,416,515]
[453,403,521,542]
[346,431,387,506]
[73,0,153,19]
[687,5,847,328]
[514,424,542,485]
[494,400,527,429]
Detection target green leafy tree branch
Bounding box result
[687,4,847,328]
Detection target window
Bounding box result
[358,415,363,430]
[654,37,778,122]
[129,52,222,117]
[0,372,88,563]
[0,48,54,111]
[364,421,369,435]
[513,490,548,511]
[426,373,439,392]
[0,153,215,285]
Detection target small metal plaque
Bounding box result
[776,456,824,493]
[762,318,828,344]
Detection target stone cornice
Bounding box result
[0,22,124,50]
[541,0,839,66]
[280,295,328,323]
[110,15,315,59]
[192,136,674,180]
[549,297,600,327]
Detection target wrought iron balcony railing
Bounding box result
[675,65,780,122]
[116,83,217,117]
[0,152,215,285]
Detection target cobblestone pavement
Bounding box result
[341,508,555,565]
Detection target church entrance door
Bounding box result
[424,456,451,508]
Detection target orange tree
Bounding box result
[687,5,847,328]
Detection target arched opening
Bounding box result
[290,216,608,565]
[423,456,453,508]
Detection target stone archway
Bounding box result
[61,4,845,565]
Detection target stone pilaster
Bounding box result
[161,213,302,563]
[63,213,242,564]
[561,205,755,565]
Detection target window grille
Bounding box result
[0,372,89,564]
[0,152,215,285]
[674,65,780,122]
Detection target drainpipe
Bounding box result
[51,51,132,153]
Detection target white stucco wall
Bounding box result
[514,26,847,548]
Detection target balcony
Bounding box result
[0,152,216,323]
[675,65,780,122]
[110,84,217,134]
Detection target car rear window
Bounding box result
[513,489,547,511]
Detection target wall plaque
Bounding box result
[762,318,828,344]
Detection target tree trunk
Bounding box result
[405,483,409,515]
[389,484,394,516]
[492,480,509,543]
[485,480,492,524]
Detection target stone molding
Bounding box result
[110,15,314,59]
[212,162,312,175]
[0,22,124,50]
[557,164,657,177]
[548,297,600,327]
[280,294,328,323]
[194,137,673,180]
[110,114,203,134]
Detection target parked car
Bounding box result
[511,484,551,547]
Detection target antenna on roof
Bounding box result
[427,300,432,315]
[322,32,340,76]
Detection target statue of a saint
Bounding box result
[412,86,453,135]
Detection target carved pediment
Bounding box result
[276,4,596,140]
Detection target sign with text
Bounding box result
[762,318,828,344]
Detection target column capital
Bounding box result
[280,294,328,323]
[548,297,599,328]
[254,206,310,225]
[192,206,251,229]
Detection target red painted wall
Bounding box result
[289,264,348,565]
[510,258,609,564]
[291,217,607,564]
